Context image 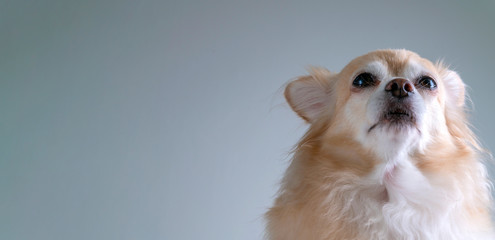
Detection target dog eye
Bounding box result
[352,73,375,88]
[417,76,437,90]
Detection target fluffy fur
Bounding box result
[266,49,494,239]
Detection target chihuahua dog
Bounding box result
[266,49,494,239]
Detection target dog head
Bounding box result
[285,49,472,163]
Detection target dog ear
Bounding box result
[442,69,466,108]
[284,67,334,123]
[439,67,482,149]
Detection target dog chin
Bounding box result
[371,121,419,139]
[369,101,419,132]
[369,118,415,132]
[381,115,417,131]
[366,108,422,155]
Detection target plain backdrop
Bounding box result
[1,0,495,239]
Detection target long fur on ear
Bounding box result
[284,67,334,123]
[437,64,480,149]
[442,69,466,108]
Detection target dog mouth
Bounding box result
[368,104,416,133]
[384,108,414,122]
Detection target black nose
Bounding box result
[385,78,414,98]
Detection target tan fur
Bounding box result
[266,49,494,239]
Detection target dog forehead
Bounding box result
[344,49,433,77]
[375,50,411,76]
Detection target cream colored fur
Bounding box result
[266,49,494,240]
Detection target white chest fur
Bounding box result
[349,159,494,240]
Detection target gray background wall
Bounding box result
[1,0,495,239]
